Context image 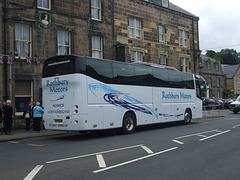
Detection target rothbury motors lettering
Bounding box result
[162,91,192,100]
[46,78,69,93]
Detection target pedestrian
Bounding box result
[1,102,6,134]
[3,100,13,135]
[33,102,43,133]
[23,101,32,132]
[32,102,36,130]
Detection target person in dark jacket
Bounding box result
[23,101,32,131]
[3,100,13,135]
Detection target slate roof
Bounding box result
[149,0,199,18]
[200,55,225,76]
[169,2,199,18]
[222,64,240,78]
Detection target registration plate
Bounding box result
[55,119,63,123]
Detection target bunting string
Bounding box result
[0,54,48,65]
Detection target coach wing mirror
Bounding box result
[196,75,207,90]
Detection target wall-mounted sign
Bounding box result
[39,11,51,29]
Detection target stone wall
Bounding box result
[114,0,200,73]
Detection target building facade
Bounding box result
[222,64,240,96]
[0,0,201,120]
[200,55,225,99]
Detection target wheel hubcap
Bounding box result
[126,117,134,130]
[185,112,190,122]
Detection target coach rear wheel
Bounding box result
[183,109,192,125]
[122,112,136,134]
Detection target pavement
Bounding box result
[0,129,67,142]
[0,109,227,142]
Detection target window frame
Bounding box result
[91,36,103,59]
[14,80,33,116]
[15,23,32,57]
[180,57,190,72]
[209,77,212,87]
[207,60,211,70]
[158,25,165,43]
[217,77,220,87]
[179,30,189,47]
[130,50,143,62]
[162,0,169,7]
[37,0,51,10]
[91,0,101,21]
[57,30,71,56]
[129,18,142,39]
[159,54,166,65]
[215,62,219,71]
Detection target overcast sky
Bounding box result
[170,0,240,54]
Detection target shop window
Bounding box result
[15,80,32,116]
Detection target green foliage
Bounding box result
[206,49,240,65]
[223,88,234,98]
[206,50,222,62]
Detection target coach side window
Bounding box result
[152,67,170,87]
[134,66,153,86]
[182,73,194,89]
[112,63,135,85]
[169,71,183,88]
[86,58,113,83]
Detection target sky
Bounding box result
[170,0,240,54]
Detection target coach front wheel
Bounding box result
[122,112,136,134]
[183,109,192,125]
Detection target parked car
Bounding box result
[213,99,224,109]
[229,96,240,113]
[202,98,215,110]
[202,98,214,106]
[222,99,234,109]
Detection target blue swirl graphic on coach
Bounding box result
[88,83,158,119]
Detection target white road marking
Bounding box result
[233,124,240,128]
[96,154,106,168]
[141,145,154,154]
[199,130,231,141]
[197,134,207,138]
[23,165,43,180]
[175,129,220,139]
[46,144,143,164]
[93,147,178,173]
[172,139,184,145]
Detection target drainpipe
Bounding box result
[3,0,8,101]
[192,19,196,74]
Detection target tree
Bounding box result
[206,50,222,62]
[206,49,240,65]
[219,49,239,65]
[223,88,234,98]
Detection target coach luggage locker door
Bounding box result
[153,87,162,123]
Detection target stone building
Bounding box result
[114,0,201,74]
[222,64,240,96]
[200,55,225,99]
[0,0,200,120]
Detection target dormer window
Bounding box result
[215,62,219,71]
[162,0,168,7]
[152,0,168,7]
[207,60,211,70]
